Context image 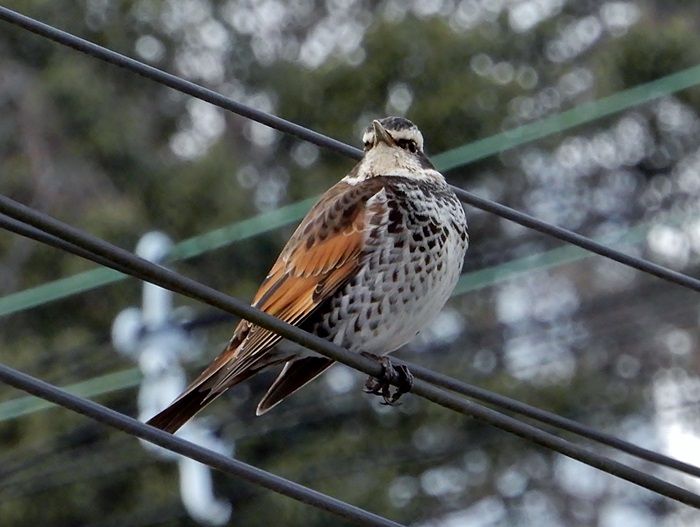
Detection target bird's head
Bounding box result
[350,117,440,183]
[362,116,425,155]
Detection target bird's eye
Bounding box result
[397,139,417,153]
[363,141,372,151]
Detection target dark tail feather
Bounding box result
[146,387,215,434]
[147,366,257,434]
[256,357,334,415]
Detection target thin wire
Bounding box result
[0,210,670,423]
[2,284,695,504]
[0,271,686,434]
[430,62,700,170]
[2,208,699,481]
[0,197,317,318]
[2,242,698,483]
[0,366,140,422]
[451,188,700,292]
[0,7,359,159]
[0,5,698,295]
[396,361,700,478]
[0,195,674,319]
[0,214,133,276]
[1,196,699,507]
[0,364,403,527]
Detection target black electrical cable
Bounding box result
[0,6,698,294]
[0,214,131,276]
[451,188,700,293]
[179,300,700,479]
[0,6,358,160]
[0,363,404,527]
[2,0,700,507]
[397,361,700,478]
[2,211,698,480]
[1,196,699,508]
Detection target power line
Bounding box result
[451,187,700,292]
[0,4,698,309]
[0,200,687,414]
[0,209,667,423]
[398,361,700,478]
[451,210,650,295]
[0,272,688,470]
[0,366,140,422]
[0,363,403,527]
[7,347,698,510]
[2,281,695,508]
[0,214,136,277]
[0,197,316,317]
[3,197,700,481]
[0,7,359,160]
[1,343,697,510]
[1,196,699,507]
[431,62,700,170]
[2,247,697,482]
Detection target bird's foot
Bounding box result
[361,353,414,405]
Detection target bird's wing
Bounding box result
[149,177,390,429]
[212,181,384,383]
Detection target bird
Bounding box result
[147,116,469,433]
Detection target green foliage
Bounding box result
[1,1,700,526]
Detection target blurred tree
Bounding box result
[1,1,700,526]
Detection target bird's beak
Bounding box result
[372,120,395,147]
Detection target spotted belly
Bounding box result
[307,190,467,355]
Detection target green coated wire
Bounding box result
[0,368,141,422]
[432,63,700,170]
[453,217,653,295]
[167,196,318,260]
[2,62,699,318]
[0,197,317,317]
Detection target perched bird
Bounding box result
[147,116,469,433]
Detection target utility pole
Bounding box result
[112,231,233,525]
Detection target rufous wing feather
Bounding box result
[147,178,389,433]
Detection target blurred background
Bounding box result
[1,0,700,525]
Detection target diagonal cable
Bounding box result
[0,193,666,318]
[0,362,403,527]
[0,5,698,295]
[396,361,700,478]
[0,197,316,317]
[2,210,699,480]
[1,196,699,507]
[2,3,700,501]
[0,6,358,158]
[1,305,697,482]
[451,188,700,291]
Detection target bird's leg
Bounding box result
[391,363,414,403]
[361,352,414,405]
[361,352,385,395]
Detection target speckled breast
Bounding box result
[307,176,468,355]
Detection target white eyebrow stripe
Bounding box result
[360,125,425,151]
[391,129,424,150]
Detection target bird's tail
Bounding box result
[146,338,259,434]
[256,356,334,415]
[146,385,217,434]
[146,365,258,434]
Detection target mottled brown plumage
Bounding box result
[147,117,468,433]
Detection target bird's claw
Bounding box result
[361,353,414,405]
